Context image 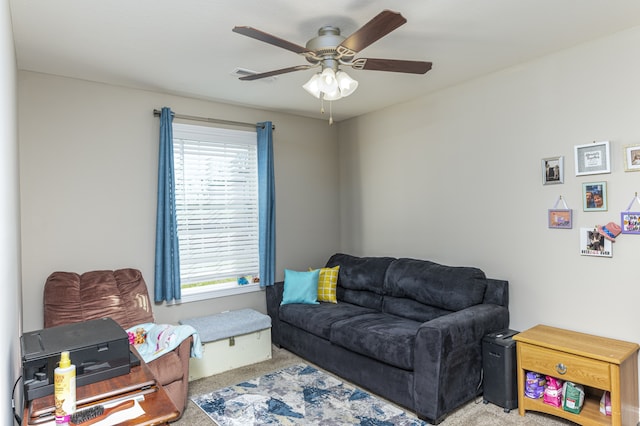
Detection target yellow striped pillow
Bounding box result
[311,265,340,303]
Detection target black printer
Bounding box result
[21,317,131,401]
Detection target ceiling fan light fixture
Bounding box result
[302,68,358,102]
[302,73,322,98]
[322,87,342,101]
[319,68,338,93]
[336,70,358,98]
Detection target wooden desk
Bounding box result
[24,350,179,425]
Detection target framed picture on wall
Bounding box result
[579,227,612,257]
[621,212,640,234]
[541,156,564,185]
[574,141,610,176]
[623,144,640,172]
[582,181,607,211]
[548,209,572,229]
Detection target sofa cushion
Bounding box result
[326,253,396,309]
[384,258,488,312]
[281,269,320,305]
[383,296,452,323]
[279,302,376,340]
[330,313,421,371]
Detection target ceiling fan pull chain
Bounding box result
[329,101,334,126]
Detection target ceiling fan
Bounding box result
[232,10,432,122]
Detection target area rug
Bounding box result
[191,363,428,425]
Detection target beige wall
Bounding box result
[18,72,340,332]
[1,0,22,423]
[16,22,640,412]
[338,26,640,343]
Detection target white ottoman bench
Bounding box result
[179,308,272,380]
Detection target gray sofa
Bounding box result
[265,253,509,424]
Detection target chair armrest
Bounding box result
[147,336,193,418]
[174,334,194,365]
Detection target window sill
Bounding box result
[178,282,262,304]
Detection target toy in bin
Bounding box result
[524,372,545,399]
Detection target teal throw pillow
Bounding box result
[281,269,320,305]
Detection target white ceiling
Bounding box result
[9,1,640,122]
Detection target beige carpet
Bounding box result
[175,345,575,425]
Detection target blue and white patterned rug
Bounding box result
[191,363,428,425]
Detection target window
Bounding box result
[173,123,260,301]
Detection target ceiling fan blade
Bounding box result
[233,26,312,56]
[337,10,407,57]
[351,58,432,74]
[238,65,314,81]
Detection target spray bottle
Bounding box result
[54,351,76,425]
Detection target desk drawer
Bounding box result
[519,343,611,390]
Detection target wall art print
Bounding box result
[574,141,610,176]
[548,209,572,229]
[579,227,612,257]
[542,156,564,185]
[623,144,640,172]
[621,212,640,234]
[582,181,607,212]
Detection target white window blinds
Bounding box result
[172,123,259,287]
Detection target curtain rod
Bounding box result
[153,109,274,130]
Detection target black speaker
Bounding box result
[482,329,519,412]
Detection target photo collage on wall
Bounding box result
[543,141,640,258]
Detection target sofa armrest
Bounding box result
[412,304,509,423]
[265,281,285,346]
[483,278,509,307]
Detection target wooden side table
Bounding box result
[513,324,639,426]
[24,349,179,425]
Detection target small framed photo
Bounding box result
[582,181,607,211]
[548,209,572,229]
[542,156,564,185]
[580,227,612,257]
[621,212,640,234]
[623,144,640,172]
[574,141,610,176]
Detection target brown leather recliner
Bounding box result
[43,268,192,420]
